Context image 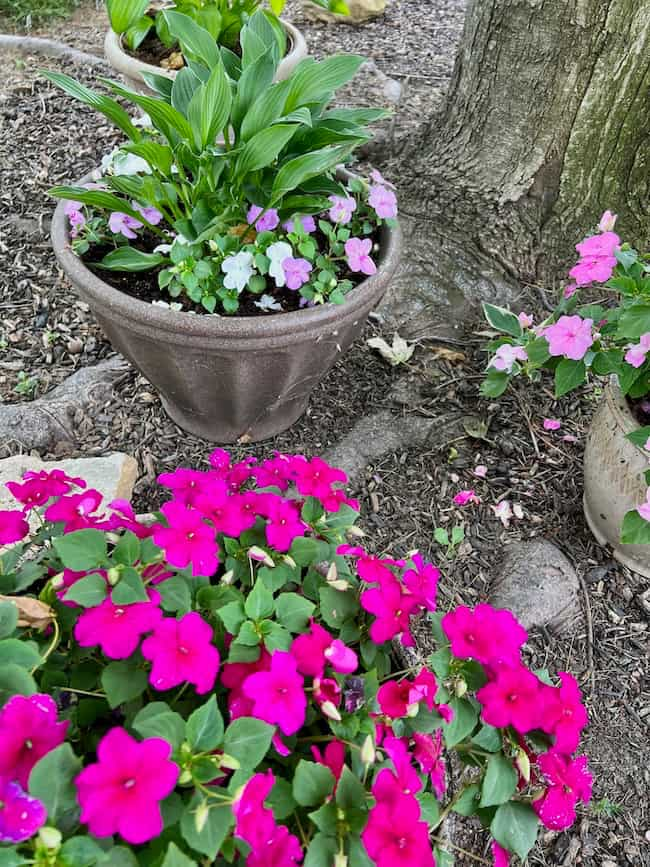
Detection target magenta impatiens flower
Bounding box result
[108,212,142,239]
[492,840,510,867]
[362,789,434,867]
[328,194,356,224]
[0,694,69,787]
[477,665,541,733]
[543,315,594,360]
[598,210,617,232]
[368,184,398,219]
[532,751,592,831]
[377,679,423,719]
[361,576,419,646]
[153,501,219,577]
[233,770,303,865]
[264,496,307,553]
[442,604,527,667]
[44,489,103,531]
[453,489,479,506]
[382,737,422,797]
[242,650,306,736]
[489,344,528,373]
[290,621,358,677]
[540,672,588,753]
[0,510,29,544]
[293,456,347,501]
[6,471,79,509]
[76,727,179,844]
[247,204,280,232]
[345,237,377,276]
[141,611,220,694]
[413,730,446,798]
[282,256,312,290]
[74,589,162,659]
[401,552,439,611]
[0,777,47,843]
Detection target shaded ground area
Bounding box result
[1,3,649,865]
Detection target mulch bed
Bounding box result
[1,3,649,864]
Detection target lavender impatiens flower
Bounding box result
[282,257,312,290]
[64,200,86,237]
[368,184,398,219]
[247,205,280,232]
[344,238,376,276]
[328,195,356,224]
[283,215,316,234]
[133,202,163,225]
[108,212,143,240]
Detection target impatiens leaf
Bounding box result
[217,600,247,634]
[417,792,441,825]
[554,358,586,397]
[101,660,148,709]
[483,303,523,338]
[0,849,30,867]
[157,576,193,613]
[318,586,359,629]
[244,579,274,621]
[480,753,518,807]
[63,574,109,608]
[53,529,108,571]
[0,639,42,670]
[223,717,274,768]
[480,369,509,398]
[58,835,106,867]
[111,568,148,605]
[180,792,234,859]
[160,842,198,867]
[267,777,297,821]
[293,760,336,806]
[186,696,224,752]
[621,508,650,545]
[289,536,332,566]
[441,697,479,747]
[335,766,366,809]
[303,832,338,867]
[472,724,502,752]
[0,663,37,706]
[132,703,186,751]
[490,802,539,861]
[0,600,18,639]
[29,743,82,824]
[274,592,316,632]
[112,531,141,566]
[452,783,481,816]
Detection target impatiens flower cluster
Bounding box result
[0,452,591,866]
[569,229,620,286]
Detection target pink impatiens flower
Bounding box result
[345,237,377,276]
[368,184,398,219]
[74,589,162,659]
[361,576,419,646]
[532,751,593,831]
[153,501,219,577]
[544,315,594,360]
[290,621,358,677]
[575,231,620,259]
[569,254,617,286]
[328,194,356,224]
[0,778,47,843]
[453,489,479,506]
[477,665,541,733]
[0,510,29,544]
[637,488,650,522]
[108,212,142,239]
[413,730,446,798]
[543,418,561,431]
[141,611,220,694]
[402,552,439,611]
[370,169,396,189]
[282,256,312,290]
[76,727,179,844]
[442,604,527,668]
[242,650,307,736]
[517,312,534,329]
[247,205,280,232]
[624,333,650,368]
[0,694,69,787]
[489,344,528,373]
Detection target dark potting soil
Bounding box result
[82,227,378,318]
[124,30,184,69]
[627,394,650,427]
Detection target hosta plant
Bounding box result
[107,0,349,54]
[0,451,590,866]
[47,11,395,315]
[480,211,650,545]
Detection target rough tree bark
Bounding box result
[382,0,650,335]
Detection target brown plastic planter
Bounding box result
[583,382,650,577]
[51,191,401,443]
[104,20,308,97]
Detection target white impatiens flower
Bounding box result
[221,251,256,292]
[254,294,283,312]
[100,148,152,177]
[266,241,293,288]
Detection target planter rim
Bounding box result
[51,178,401,340]
[103,18,306,84]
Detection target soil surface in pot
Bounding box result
[124,30,185,69]
[82,225,383,317]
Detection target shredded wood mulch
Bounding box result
[1,2,649,864]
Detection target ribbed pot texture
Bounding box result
[583,382,650,577]
[51,193,401,443]
[103,21,308,96]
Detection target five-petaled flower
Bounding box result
[345,237,377,276]
[243,650,307,736]
[141,611,220,694]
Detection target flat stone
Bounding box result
[490,540,581,635]
[0,453,138,512]
[302,0,386,24]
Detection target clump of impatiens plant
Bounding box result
[0,451,590,866]
[46,10,397,316]
[481,210,650,545]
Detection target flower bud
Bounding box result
[406,701,420,718]
[320,701,342,721]
[219,753,241,771]
[515,748,531,783]
[220,569,235,585]
[107,566,122,586]
[38,827,62,850]
[178,768,193,785]
[360,735,375,766]
[598,210,617,232]
[50,572,65,591]
[194,799,209,834]
[329,579,351,591]
[334,855,348,867]
[283,555,297,569]
[346,525,365,540]
[326,562,338,583]
[248,546,274,567]
[454,678,468,698]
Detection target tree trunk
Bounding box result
[382,0,650,335]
